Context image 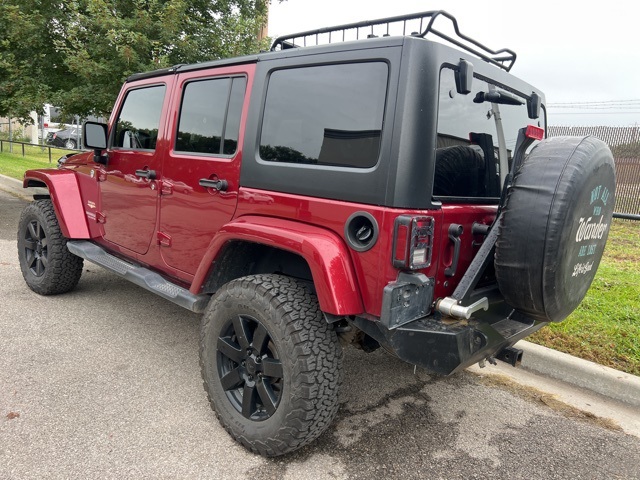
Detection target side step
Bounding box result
[67,240,210,313]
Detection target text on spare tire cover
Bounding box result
[572,185,611,277]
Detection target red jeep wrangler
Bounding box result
[18,11,615,456]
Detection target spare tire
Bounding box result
[434,146,486,197]
[495,136,616,322]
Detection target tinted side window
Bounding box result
[259,63,388,168]
[113,85,166,150]
[176,76,246,156]
[223,78,246,155]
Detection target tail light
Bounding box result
[53,133,57,139]
[525,124,544,140]
[392,216,434,270]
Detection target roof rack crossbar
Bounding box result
[270,10,516,71]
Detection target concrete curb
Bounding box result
[516,340,640,407]
[0,173,47,200]
[0,173,28,200]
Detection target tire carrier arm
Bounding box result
[436,127,536,315]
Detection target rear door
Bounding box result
[158,65,254,275]
[433,67,543,298]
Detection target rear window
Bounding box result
[436,68,545,199]
[259,62,388,169]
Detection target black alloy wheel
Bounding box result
[23,218,48,277]
[217,314,283,420]
[17,199,84,295]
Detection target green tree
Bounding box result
[0,0,270,121]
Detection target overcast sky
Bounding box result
[268,0,640,127]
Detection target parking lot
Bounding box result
[1,190,639,479]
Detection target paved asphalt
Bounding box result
[1,189,639,479]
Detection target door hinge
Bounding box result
[157,231,172,247]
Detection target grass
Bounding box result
[529,219,640,376]
[0,144,76,180]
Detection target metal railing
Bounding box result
[271,10,517,71]
[0,139,82,163]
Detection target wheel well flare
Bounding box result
[22,170,90,239]
[192,216,363,316]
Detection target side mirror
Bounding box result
[455,59,473,95]
[83,121,108,165]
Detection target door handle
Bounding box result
[199,178,228,191]
[445,224,463,277]
[135,169,156,180]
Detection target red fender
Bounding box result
[191,216,364,316]
[23,170,90,239]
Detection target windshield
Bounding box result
[435,67,546,200]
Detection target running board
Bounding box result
[67,240,210,313]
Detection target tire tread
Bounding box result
[17,199,84,295]
[199,274,343,456]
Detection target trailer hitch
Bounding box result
[495,346,523,367]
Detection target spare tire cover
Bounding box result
[495,136,616,322]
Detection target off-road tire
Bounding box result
[434,145,487,197]
[495,136,616,322]
[17,199,84,295]
[200,274,343,456]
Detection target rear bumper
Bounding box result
[352,312,546,375]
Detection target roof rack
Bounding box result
[270,10,517,72]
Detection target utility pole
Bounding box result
[8,116,12,153]
[257,1,269,42]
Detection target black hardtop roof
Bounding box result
[126,54,260,82]
[126,10,517,83]
[125,36,406,82]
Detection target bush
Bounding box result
[0,127,31,143]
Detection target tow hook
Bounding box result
[495,346,524,367]
[478,357,497,368]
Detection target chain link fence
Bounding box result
[548,126,640,220]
